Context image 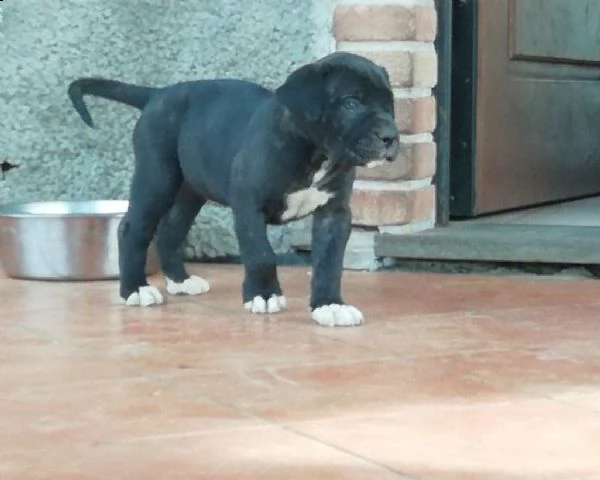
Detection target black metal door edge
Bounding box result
[433,0,453,226]
[449,0,478,218]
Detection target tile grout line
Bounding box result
[277,423,420,480]
[151,372,419,479]
[542,395,600,417]
[162,376,418,480]
[353,300,600,324]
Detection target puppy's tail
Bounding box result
[67,77,157,128]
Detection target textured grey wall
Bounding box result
[0,0,334,258]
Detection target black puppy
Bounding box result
[68,52,400,327]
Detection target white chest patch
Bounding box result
[281,188,333,221]
[280,165,333,221]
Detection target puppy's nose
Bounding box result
[377,124,399,148]
[381,136,395,148]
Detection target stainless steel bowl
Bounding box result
[0,200,159,280]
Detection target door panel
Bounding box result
[512,0,600,64]
[451,0,600,216]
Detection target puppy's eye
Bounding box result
[342,97,361,110]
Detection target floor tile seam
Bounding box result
[1,325,511,362]
[2,376,274,442]
[276,398,524,426]
[8,395,587,457]
[90,423,418,479]
[151,366,535,457]
[5,351,398,390]
[98,423,276,444]
[145,373,273,425]
[144,355,402,380]
[14,296,600,320]
[276,423,420,479]
[147,372,420,479]
[355,310,488,322]
[0,374,198,400]
[542,395,600,418]
[277,324,399,353]
[0,423,278,456]
[4,309,273,347]
[0,344,529,386]
[2,298,236,319]
[13,298,600,345]
[347,302,597,324]
[465,301,600,317]
[126,346,515,386]
[361,301,600,322]
[361,345,517,362]
[445,376,600,415]
[2,324,69,344]
[0,332,64,351]
[382,302,600,322]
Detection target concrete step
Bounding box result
[375,223,600,265]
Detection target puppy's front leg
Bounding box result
[310,202,364,327]
[233,205,286,314]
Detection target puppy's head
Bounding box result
[276,52,400,168]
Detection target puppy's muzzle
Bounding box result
[376,122,400,162]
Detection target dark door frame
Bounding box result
[433,0,453,226]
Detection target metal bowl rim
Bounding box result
[0,200,129,219]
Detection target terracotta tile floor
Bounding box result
[2,264,600,479]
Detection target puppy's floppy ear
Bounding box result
[379,66,391,88]
[275,63,327,122]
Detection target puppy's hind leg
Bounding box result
[155,184,210,296]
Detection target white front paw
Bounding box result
[311,304,364,327]
[165,275,210,296]
[125,286,164,307]
[244,295,287,314]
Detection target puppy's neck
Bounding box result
[278,104,323,146]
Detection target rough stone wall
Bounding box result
[0,0,334,259]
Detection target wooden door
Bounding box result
[451,0,600,217]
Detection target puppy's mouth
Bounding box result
[355,145,399,168]
[331,123,400,168]
[364,159,387,169]
[350,130,400,168]
[352,150,397,168]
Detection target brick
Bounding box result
[410,142,437,179]
[412,50,438,87]
[356,142,436,181]
[334,4,437,42]
[338,48,438,88]
[415,5,438,42]
[394,96,437,134]
[351,184,435,226]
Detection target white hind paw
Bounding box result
[244,295,287,314]
[165,275,210,296]
[125,286,164,307]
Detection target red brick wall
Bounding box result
[333,0,438,232]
